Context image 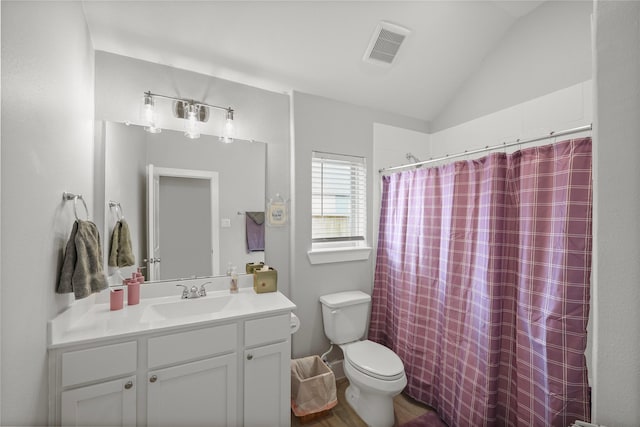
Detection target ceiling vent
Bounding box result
[363,21,411,66]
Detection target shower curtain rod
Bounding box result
[379,123,592,174]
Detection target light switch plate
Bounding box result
[221,218,231,228]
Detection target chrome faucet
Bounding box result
[176,284,200,299]
[198,281,213,297]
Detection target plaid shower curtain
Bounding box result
[369,138,592,427]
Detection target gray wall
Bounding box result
[94,52,291,295]
[592,1,640,425]
[432,0,593,131]
[290,91,428,358]
[1,2,95,424]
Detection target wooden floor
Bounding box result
[291,378,431,427]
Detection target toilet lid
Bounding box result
[344,341,405,381]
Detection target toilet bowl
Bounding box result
[340,341,407,427]
[320,291,407,427]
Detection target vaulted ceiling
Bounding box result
[82,1,545,122]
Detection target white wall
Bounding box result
[290,91,428,358]
[0,2,95,424]
[431,81,592,156]
[373,123,430,251]
[373,123,431,175]
[592,1,640,425]
[94,52,291,295]
[432,0,593,132]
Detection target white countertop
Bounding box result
[48,287,296,349]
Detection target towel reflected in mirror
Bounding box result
[245,211,265,252]
[109,219,135,267]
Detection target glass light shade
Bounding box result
[141,94,159,132]
[184,106,200,139]
[221,109,235,143]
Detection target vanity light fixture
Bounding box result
[141,91,235,141]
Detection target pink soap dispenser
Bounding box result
[126,276,140,306]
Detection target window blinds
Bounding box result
[312,151,366,243]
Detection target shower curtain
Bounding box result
[369,138,592,427]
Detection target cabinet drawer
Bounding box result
[244,314,290,347]
[62,341,137,387]
[148,323,237,368]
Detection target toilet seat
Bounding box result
[343,340,405,381]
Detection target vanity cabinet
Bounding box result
[146,323,238,427]
[244,341,290,426]
[243,313,291,426]
[147,354,237,427]
[53,341,138,427]
[61,375,136,427]
[49,310,292,427]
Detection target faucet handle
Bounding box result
[199,281,213,297]
[176,284,189,299]
[188,286,200,299]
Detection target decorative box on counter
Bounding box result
[253,266,277,293]
[245,262,265,274]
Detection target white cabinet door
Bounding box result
[61,376,136,427]
[244,340,290,427]
[147,353,237,427]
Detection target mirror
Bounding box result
[101,121,265,284]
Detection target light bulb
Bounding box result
[221,109,235,143]
[184,104,200,139]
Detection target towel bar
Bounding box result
[109,201,125,220]
[62,192,89,221]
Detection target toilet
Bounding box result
[320,291,407,427]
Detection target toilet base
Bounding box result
[345,383,396,427]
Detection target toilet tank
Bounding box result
[320,291,371,344]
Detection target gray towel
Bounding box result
[57,220,108,299]
[109,219,135,267]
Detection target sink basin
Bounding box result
[142,295,236,321]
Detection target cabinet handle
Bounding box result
[124,381,133,390]
[149,375,158,383]
[247,354,253,361]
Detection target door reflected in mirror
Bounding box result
[148,166,219,281]
[101,121,265,284]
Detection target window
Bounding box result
[309,151,371,264]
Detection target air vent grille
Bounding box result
[364,21,411,66]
